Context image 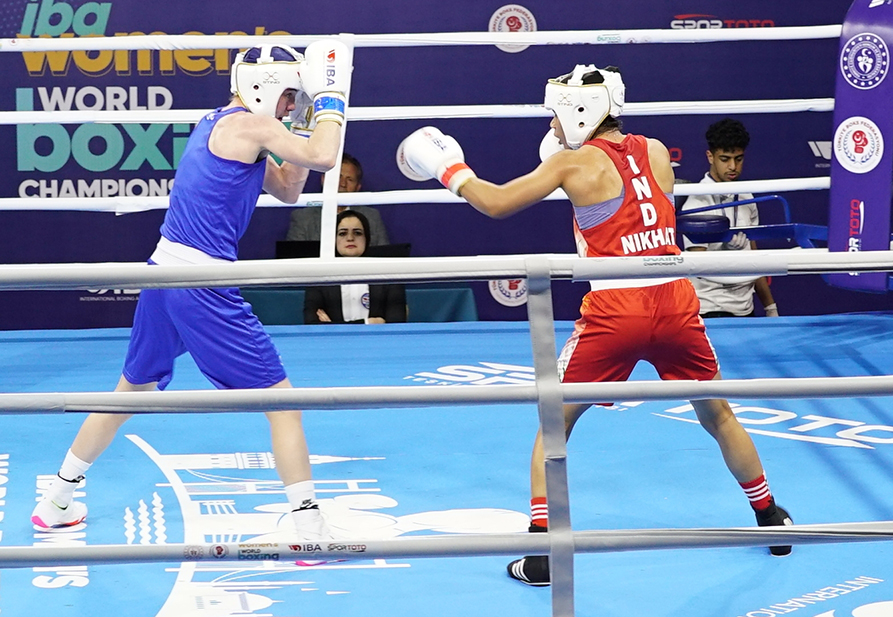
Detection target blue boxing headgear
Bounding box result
[543,65,625,149]
[230,45,304,118]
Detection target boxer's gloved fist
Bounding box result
[539,128,564,162]
[764,303,779,317]
[726,231,749,250]
[301,39,351,125]
[396,126,477,195]
[288,92,315,138]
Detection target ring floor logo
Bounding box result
[78,434,525,616]
[656,401,893,449]
[406,362,893,449]
[735,582,888,617]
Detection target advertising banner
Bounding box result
[827,0,893,292]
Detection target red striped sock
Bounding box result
[530,497,548,528]
[740,474,773,511]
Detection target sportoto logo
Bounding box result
[488,4,537,53]
[834,116,884,174]
[489,278,528,307]
[670,14,775,28]
[840,32,889,89]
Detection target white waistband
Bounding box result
[149,237,232,266]
[589,276,681,292]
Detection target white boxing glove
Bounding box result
[301,39,351,125]
[288,91,315,138]
[764,303,779,317]
[396,126,477,195]
[726,231,749,250]
[539,128,565,162]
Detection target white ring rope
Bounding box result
[0,250,883,289]
[0,523,889,568]
[2,375,893,414]
[4,178,831,213]
[0,98,835,126]
[0,26,842,53]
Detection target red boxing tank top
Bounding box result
[573,134,679,259]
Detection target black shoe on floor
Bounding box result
[755,499,794,556]
[507,555,550,586]
[507,523,550,586]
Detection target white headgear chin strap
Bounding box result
[543,65,626,149]
[230,45,304,118]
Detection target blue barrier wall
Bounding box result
[2,0,890,328]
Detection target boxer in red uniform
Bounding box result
[397,64,793,586]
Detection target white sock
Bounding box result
[59,450,92,482]
[284,480,316,512]
[49,450,92,508]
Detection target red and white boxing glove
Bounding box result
[396,126,477,195]
[301,39,351,125]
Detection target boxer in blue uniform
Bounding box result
[32,41,351,541]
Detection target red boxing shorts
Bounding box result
[558,278,718,385]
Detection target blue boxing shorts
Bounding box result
[123,286,287,390]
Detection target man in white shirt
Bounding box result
[681,118,779,318]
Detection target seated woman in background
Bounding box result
[303,209,407,324]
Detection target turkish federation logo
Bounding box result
[834,116,884,173]
[489,278,528,307]
[210,544,229,559]
[488,5,537,53]
[840,32,889,89]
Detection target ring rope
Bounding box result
[0,25,842,53]
[3,374,893,416]
[0,250,883,289]
[5,178,831,213]
[0,98,835,126]
[0,523,890,568]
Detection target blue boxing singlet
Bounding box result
[160,106,266,261]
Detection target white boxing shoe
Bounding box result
[291,505,340,566]
[31,498,87,530]
[291,504,332,542]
